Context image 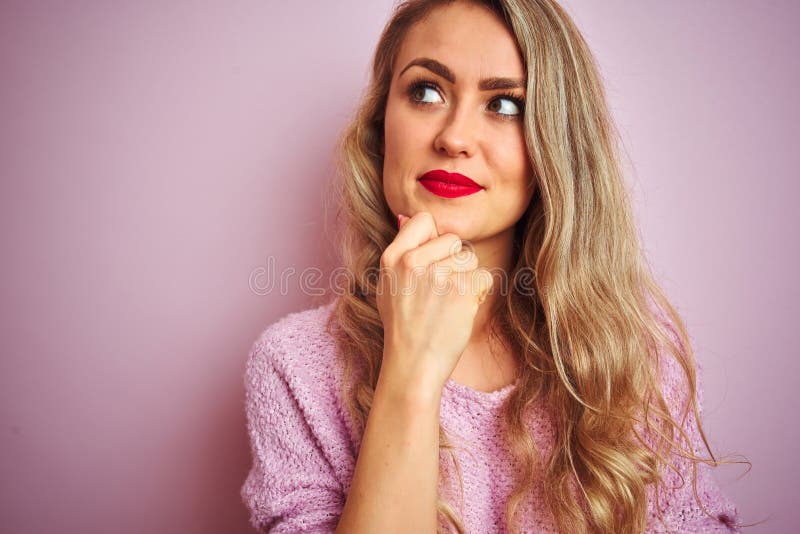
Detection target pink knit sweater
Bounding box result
[240,298,740,533]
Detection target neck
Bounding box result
[468,225,516,343]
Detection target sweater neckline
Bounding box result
[444,375,521,406]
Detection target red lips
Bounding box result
[418,169,484,198]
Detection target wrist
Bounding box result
[376,354,443,410]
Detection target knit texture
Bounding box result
[240,298,741,533]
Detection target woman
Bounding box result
[241,0,743,532]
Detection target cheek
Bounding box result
[384,88,412,142]
[506,127,532,178]
[495,180,533,215]
[493,136,534,210]
[384,105,422,158]
[383,106,431,183]
[502,131,529,171]
[383,107,408,171]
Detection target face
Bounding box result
[382,1,534,245]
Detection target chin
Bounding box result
[430,212,473,239]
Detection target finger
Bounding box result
[428,254,479,297]
[429,248,478,275]
[387,211,439,259]
[402,232,463,269]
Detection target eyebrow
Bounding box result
[398,57,526,91]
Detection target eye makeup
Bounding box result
[405,76,526,121]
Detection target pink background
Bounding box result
[1,1,796,532]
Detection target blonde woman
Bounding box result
[241,1,743,532]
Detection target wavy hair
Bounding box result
[323,0,739,532]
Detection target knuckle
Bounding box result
[400,250,418,270]
[418,211,437,230]
[441,232,460,242]
[379,249,394,268]
[443,233,463,253]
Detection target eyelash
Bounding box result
[405,77,526,121]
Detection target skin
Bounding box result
[382,0,534,391]
[336,3,533,532]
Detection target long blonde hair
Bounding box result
[324,0,736,532]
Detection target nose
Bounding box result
[433,100,479,158]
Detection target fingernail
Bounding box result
[397,213,407,229]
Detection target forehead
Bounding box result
[394,2,525,81]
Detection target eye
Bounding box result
[406,78,525,121]
[408,81,443,104]
[489,94,525,118]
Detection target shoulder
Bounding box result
[243,297,346,427]
[241,298,355,527]
[247,297,340,384]
[252,297,338,350]
[243,297,357,464]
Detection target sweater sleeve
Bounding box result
[645,321,742,533]
[240,334,345,533]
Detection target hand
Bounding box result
[376,211,493,396]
